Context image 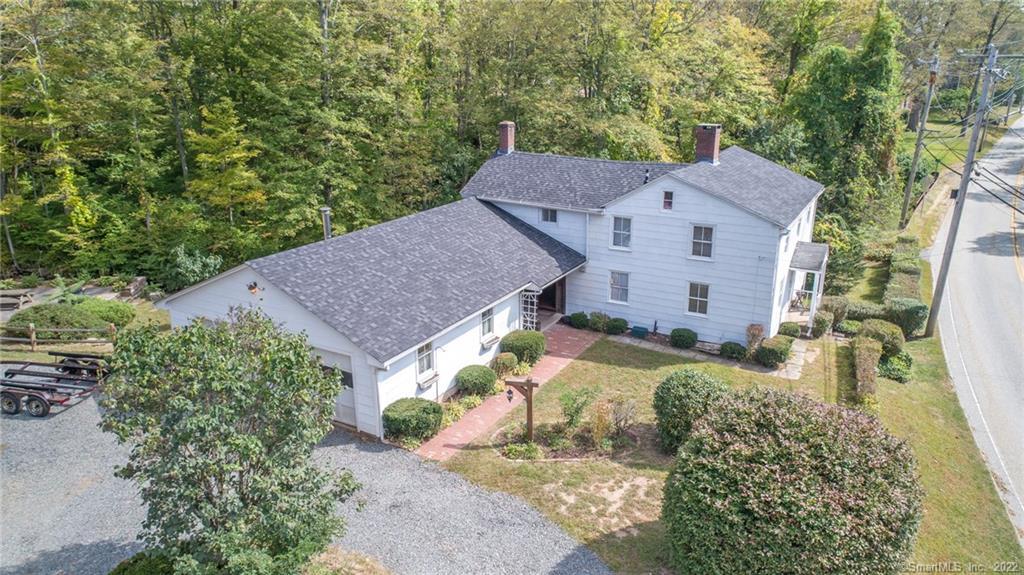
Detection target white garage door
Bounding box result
[316,349,356,427]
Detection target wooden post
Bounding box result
[505,376,539,442]
[29,322,36,351]
[108,323,117,342]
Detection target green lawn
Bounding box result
[447,328,1023,571]
[900,113,1021,168]
[846,261,889,303]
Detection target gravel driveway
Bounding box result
[1,395,609,575]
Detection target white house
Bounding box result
[160,122,827,438]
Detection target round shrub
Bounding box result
[491,352,518,378]
[75,297,136,327]
[567,311,589,329]
[5,303,109,341]
[778,322,801,337]
[755,335,793,368]
[669,328,697,349]
[879,350,913,383]
[719,341,746,361]
[860,319,905,357]
[456,365,498,396]
[653,369,729,454]
[662,387,922,575]
[835,319,861,336]
[606,317,628,335]
[847,300,887,321]
[885,297,928,337]
[588,311,610,333]
[382,398,442,440]
[819,295,848,325]
[811,310,833,338]
[499,330,547,365]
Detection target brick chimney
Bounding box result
[694,123,721,164]
[498,121,515,155]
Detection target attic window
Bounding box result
[663,191,674,210]
[541,208,558,223]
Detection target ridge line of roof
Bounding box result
[502,150,688,168]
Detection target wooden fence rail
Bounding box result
[0,323,117,351]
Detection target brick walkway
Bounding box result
[415,324,602,462]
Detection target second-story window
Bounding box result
[663,191,674,210]
[612,216,632,248]
[542,208,558,223]
[691,225,713,258]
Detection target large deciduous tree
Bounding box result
[102,308,358,574]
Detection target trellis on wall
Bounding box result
[520,288,540,331]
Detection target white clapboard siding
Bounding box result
[489,201,588,255]
[768,200,819,333]
[566,177,784,344]
[376,290,519,421]
[161,266,381,437]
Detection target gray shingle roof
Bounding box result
[248,198,584,363]
[671,147,824,226]
[461,151,685,210]
[791,241,829,271]
[460,146,823,227]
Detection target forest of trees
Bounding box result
[2,0,1022,292]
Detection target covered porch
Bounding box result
[783,241,829,333]
[520,274,570,332]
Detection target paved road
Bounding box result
[0,395,609,575]
[928,116,1024,543]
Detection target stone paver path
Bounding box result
[608,334,813,380]
[416,324,602,462]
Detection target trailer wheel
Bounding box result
[24,396,50,418]
[1,392,20,415]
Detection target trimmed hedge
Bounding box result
[859,319,905,358]
[75,297,136,327]
[719,341,747,361]
[879,350,913,383]
[5,303,109,341]
[836,319,861,336]
[884,271,921,302]
[819,295,848,326]
[847,300,887,321]
[382,398,443,440]
[606,317,628,335]
[669,328,697,349]
[662,387,922,575]
[852,336,883,397]
[491,352,518,378]
[588,312,610,333]
[811,311,833,338]
[653,369,729,454]
[109,552,173,575]
[886,297,929,337]
[456,365,498,396]
[500,330,547,365]
[567,311,589,329]
[755,335,794,368]
[778,322,801,337]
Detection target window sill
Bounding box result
[480,335,500,349]
[416,372,438,390]
[684,311,709,318]
[607,299,630,306]
[608,246,632,252]
[687,255,714,262]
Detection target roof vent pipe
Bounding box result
[319,207,332,240]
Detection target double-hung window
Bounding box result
[416,342,434,379]
[612,217,632,249]
[691,225,713,258]
[481,307,494,338]
[663,191,674,210]
[321,365,354,388]
[541,208,558,223]
[610,271,629,303]
[687,282,709,315]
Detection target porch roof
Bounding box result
[791,241,829,272]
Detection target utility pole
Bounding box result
[900,56,940,228]
[925,45,998,337]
